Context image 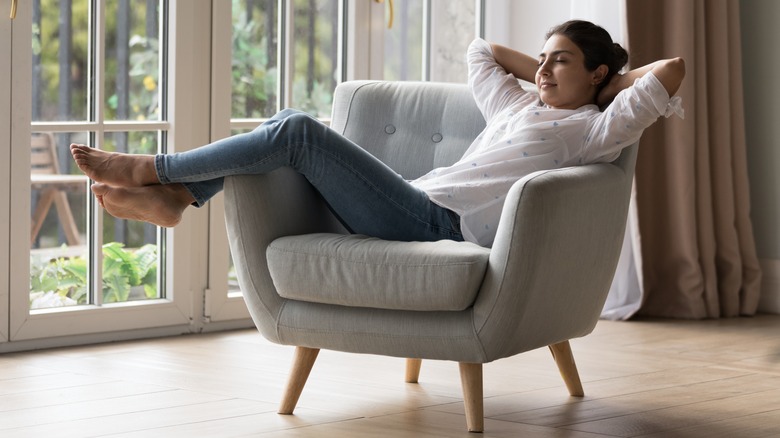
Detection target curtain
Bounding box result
[625,0,761,318]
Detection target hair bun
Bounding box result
[613,42,629,70]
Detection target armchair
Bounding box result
[224,81,638,432]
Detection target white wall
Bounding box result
[741,0,780,313]
[485,0,625,61]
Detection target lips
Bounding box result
[539,82,557,89]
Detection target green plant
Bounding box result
[30,243,158,309]
[231,2,277,118]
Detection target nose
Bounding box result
[537,59,551,76]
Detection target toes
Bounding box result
[91,183,110,196]
[70,143,88,153]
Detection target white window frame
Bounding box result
[2,0,218,351]
[1,13,11,343]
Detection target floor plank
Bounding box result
[1,314,778,437]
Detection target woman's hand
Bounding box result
[597,72,628,107]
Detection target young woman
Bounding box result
[71,20,685,247]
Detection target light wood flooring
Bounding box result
[2,315,779,437]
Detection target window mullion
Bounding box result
[278,0,293,111]
[475,0,485,39]
[337,0,348,84]
[421,0,431,81]
[89,0,107,306]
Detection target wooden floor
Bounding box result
[2,315,779,437]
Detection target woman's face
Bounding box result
[536,34,604,109]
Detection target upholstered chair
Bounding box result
[224,81,638,432]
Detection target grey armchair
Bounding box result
[224,81,638,432]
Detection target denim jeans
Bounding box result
[156,109,463,242]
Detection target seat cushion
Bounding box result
[267,233,491,311]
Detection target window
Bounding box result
[29,0,167,309]
[2,0,485,349]
[4,0,195,347]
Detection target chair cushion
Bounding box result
[267,233,491,311]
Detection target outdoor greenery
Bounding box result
[33,0,159,122]
[231,0,337,118]
[30,243,158,309]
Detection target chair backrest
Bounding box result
[331,81,485,179]
[31,133,60,175]
[330,81,639,359]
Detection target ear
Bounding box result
[592,64,609,85]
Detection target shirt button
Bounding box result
[385,124,396,134]
[431,133,443,143]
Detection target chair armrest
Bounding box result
[223,169,346,342]
[473,159,634,360]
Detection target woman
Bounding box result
[71,20,685,247]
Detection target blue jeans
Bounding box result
[156,109,463,242]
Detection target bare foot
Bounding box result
[70,144,158,187]
[91,183,195,228]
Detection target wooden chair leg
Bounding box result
[31,189,56,245]
[459,362,484,433]
[53,191,81,245]
[549,340,584,397]
[279,346,319,415]
[405,358,422,383]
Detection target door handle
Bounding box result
[374,0,394,29]
[10,0,17,19]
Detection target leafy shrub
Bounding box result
[30,243,158,308]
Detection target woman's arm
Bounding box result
[489,43,539,83]
[597,57,686,107]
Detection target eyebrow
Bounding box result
[538,50,575,59]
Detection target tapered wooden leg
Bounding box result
[405,359,422,383]
[53,191,81,245]
[279,346,319,415]
[549,340,584,397]
[31,189,56,245]
[459,362,484,433]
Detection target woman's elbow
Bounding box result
[654,57,685,97]
[669,57,686,80]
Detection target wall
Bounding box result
[741,0,780,313]
[485,0,624,57]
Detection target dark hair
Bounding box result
[545,20,629,90]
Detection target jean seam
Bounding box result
[155,155,170,184]
[163,148,289,184]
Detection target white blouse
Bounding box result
[410,38,683,247]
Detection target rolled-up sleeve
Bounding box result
[583,71,684,162]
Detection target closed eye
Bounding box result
[538,58,567,66]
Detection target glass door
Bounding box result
[6,0,198,345]
[205,0,346,322]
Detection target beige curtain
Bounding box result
[626,0,761,318]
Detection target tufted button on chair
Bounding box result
[224,81,638,432]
